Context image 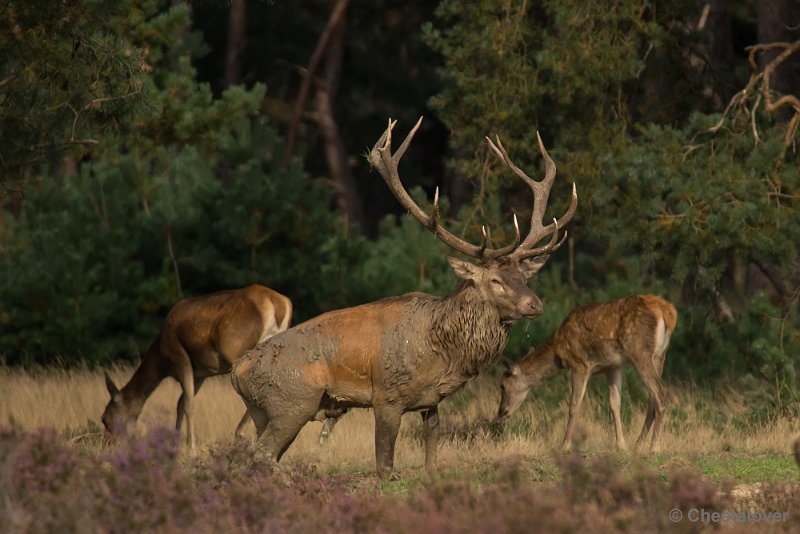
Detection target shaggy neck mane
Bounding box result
[428,281,510,377]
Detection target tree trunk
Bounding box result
[314,7,366,235]
[224,0,247,87]
[282,0,351,165]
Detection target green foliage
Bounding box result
[0,112,344,365]
[0,0,155,184]
[0,1,348,365]
[425,0,800,412]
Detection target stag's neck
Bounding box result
[429,282,510,377]
[519,334,561,386]
[121,343,169,419]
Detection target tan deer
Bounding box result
[495,295,677,452]
[231,117,577,480]
[102,284,292,450]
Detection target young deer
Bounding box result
[495,295,677,452]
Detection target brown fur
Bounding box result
[232,259,549,480]
[103,284,292,449]
[232,118,576,480]
[496,295,677,452]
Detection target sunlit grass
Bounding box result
[0,365,797,484]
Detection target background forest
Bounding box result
[1,0,798,421]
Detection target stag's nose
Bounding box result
[524,296,543,317]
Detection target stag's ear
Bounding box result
[521,255,550,278]
[104,372,120,399]
[447,257,481,281]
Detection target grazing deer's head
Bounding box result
[101,372,137,437]
[369,117,577,324]
[496,359,534,422]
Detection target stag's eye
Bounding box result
[491,279,504,288]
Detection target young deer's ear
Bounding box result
[447,257,481,281]
[521,255,550,278]
[501,356,520,375]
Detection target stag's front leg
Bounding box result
[374,405,403,481]
[421,406,439,476]
[563,370,590,450]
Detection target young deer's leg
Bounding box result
[421,405,440,476]
[632,359,665,452]
[563,370,590,450]
[374,405,403,481]
[606,367,627,450]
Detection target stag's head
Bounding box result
[101,373,136,437]
[368,117,577,324]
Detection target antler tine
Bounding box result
[513,218,570,260]
[486,131,577,260]
[373,118,398,154]
[478,226,489,257]
[393,116,423,163]
[481,213,522,259]
[486,136,537,189]
[370,117,488,259]
[431,187,440,230]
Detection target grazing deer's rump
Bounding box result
[496,294,677,452]
[232,117,577,480]
[102,284,292,449]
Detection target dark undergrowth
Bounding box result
[1,425,799,533]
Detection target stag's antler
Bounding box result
[369,117,576,261]
[485,134,577,260]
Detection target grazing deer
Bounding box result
[495,295,677,452]
[231,117,577,479]
[102,284,292,450]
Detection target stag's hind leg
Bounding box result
[255,411,312,462]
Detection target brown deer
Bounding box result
[231,117,577,479]
[102,284,292,450]
[495,295,677,452]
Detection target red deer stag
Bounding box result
[231,117,577,479]
[102,284,292,450]
[495,295,677,452]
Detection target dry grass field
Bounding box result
[3,365,800,532]
[1,364,797,483]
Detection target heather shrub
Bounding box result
[1,425,798,533]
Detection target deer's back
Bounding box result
[158,285,290,377]
[555,295,676,368]
[234,291,446,408]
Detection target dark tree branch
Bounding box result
[282,0,350,165]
